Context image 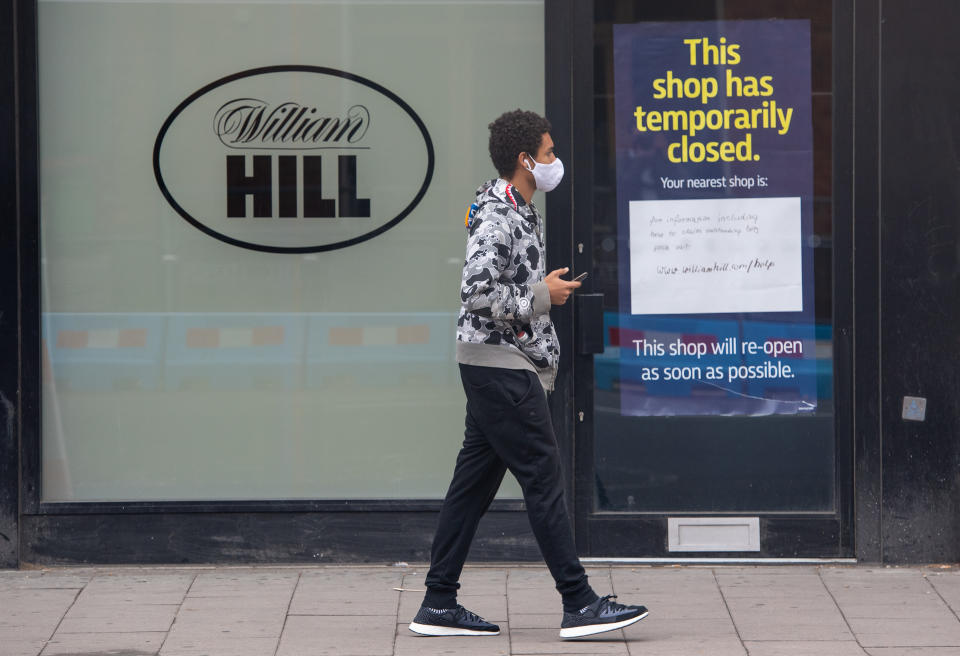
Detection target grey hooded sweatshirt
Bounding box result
[455,178,559,391]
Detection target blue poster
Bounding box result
[612,20,821,416]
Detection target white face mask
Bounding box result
[524,153,564,192]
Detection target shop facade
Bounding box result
[1,0,958,568]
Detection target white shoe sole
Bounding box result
[408,622,500,636]
[559,610,649,639]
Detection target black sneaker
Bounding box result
[409,604,500,636]
[559,594,648,639]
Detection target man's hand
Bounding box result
[544,267,582,306]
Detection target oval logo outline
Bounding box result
[153,65,435,254]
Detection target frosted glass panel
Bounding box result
[39,0,543,501]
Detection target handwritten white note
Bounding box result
[629,197,802,315]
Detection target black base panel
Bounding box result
[588,517,848,559]
[21,511,543,567]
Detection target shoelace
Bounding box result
[581,594,627,615]
[577,595,623,615]
[454,605,485,624]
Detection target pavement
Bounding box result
[2,563,960,656]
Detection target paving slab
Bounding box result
[177,594,291,611]
[165,610,287,639]
[719,571,854,643]
[820,568,960,646]
[734,619,855,642]
[821,568,933,594]
[40,630,166,655]
[836,602,951,619]
[504,586,565,610]
[158,569,296,646]
[82,572,195,593]
[725,598,854,642]
[846,617,960,648]
[160,635,279,656]
[172,603,287,628]
[612,566,719,586]
[622,615,730,655]
[56,576,189,635]
[923,571,960,615]
[506,568,557,590]
[613,568,726,619]
[723,566,832,575]
[0,572,90,591]
[56,606,179,634]
[186,569,300,597]
[456,568,509,596]
[165,586,291,644]
[638,617,736,639]
[625,636,747,656]
[717,572,832,599]
[866,649,960,656]
[0,588,80,641]
[743,641,869,656]
[509,612,564,629]
[291,591,399,616]
[629,597,729,619]
[289,569,400,615]
[823,569,939,595]
[0,640,48,656]
[275,614,397,656]
[509,627,629,654]
[396,589,425,620]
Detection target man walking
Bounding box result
[409,110,648,640]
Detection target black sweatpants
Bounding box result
[423,363,597,612]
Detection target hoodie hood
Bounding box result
[466,179,534,232]
[474,179,497,203]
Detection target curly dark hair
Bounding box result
[488,109,552,178]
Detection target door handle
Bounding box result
[575,293,605,355]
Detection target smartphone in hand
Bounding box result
[572,272,588,282]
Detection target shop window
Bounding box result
[38,0,543,501]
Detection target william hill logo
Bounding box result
[153,66,434,253]
[216,100,372,219]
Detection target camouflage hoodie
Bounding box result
[455,178,559,391]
